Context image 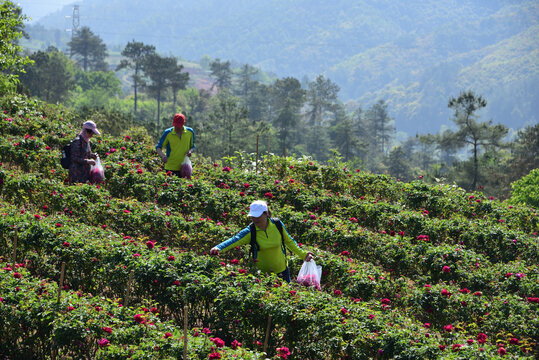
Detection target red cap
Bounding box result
[172,113,185,127]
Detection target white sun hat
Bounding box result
[247,200,268,218]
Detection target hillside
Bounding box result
[22,0,539,135]
[0,94,537,358]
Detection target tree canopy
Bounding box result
[446,90,508,190]
[0,1,33,88]
[68,26,108,72]
[116,40,156,113]
[19,47,75,103]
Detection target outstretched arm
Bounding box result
[209,226,251,255]
[156,147,167,163]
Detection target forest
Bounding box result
[15,18,538,200]
[0,1,538,358]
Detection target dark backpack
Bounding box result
[60,140,73,169]
[249,217,285,259]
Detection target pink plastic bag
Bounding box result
[89,156,105,183]
[180,156,192,179]
[296,260,322,289]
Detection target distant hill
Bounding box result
[25,0,539,135]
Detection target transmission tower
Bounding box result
[66,5,80,57]
[71,5,80,38]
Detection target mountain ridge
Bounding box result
[24,0,539,134]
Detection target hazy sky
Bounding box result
[15,0,75,22]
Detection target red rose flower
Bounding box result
[134,314,145,324]
[211,337,225,348]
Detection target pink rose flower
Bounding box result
[98,338,110,347]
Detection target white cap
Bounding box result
[247,200,268,218]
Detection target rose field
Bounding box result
[0,94,537,359]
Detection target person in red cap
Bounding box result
[69,120,101,183]
[155,113,195,177]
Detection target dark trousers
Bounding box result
[277,267,291,283]
[165,170,186,178]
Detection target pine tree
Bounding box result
[331,106,365,162]
[210,59,232,91]
[306,75,340,126]
[142,54,176,134]
[271,77,305,155]
[67,27,107,72]
[116,40,156,113]
[510,124,539,179]
[388,146,413,181]
[364,99,394,156]
[169,61,189,112]
[447,90,508,190]
[207,91,250,158]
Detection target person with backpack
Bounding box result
[209,200,314,282]
[155,113,195,178]
[68,120,100,184]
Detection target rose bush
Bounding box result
[0,94,537,358]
